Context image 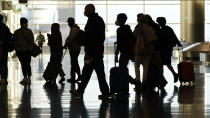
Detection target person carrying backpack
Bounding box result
[115,13,141,90]
[64,17,82,83]
[0,14,13,85]
[156,17,182,83]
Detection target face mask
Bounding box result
[115,21,119,26]
[22,24,28,28]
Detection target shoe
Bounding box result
[67,78,76,83]
[70,90,83,97]
[0,79,8,85]
[59,77,65,84]
[20,78,27,84]
[25,79,31,85]
[174,74,179,83]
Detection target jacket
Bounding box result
[84,13,105,59]
[133,23,157,55]
[65,24,81,51]
[14,28,34,51]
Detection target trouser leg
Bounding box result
[94,59,109,95]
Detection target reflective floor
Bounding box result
[1,50,210,118]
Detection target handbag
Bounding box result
[31,43,42,57]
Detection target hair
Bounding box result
[85,4,95,13]
[67,17,75,24]
[20,17,28,24]
[0,14,3,23]
[51,23,60,33]
[137,13,144,18]
[156,17,166,26]
[117,13,127,24]
[138,14,147,24]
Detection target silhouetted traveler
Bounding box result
[70,4,110,100]
[14,17,34,85]
[0,14,12,85]
[36,31,45,53]
[145,14,167,89]
[64,17,81,83]
[133,14,157,89]
[115,13,141,89]
[145,14,161,51]
[47,23,65,84]
[156,17,181,83]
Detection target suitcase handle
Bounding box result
[178,46,184,63]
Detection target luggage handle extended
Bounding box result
[114,42,117,67]
[178,46,184,63]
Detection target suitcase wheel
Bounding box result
[181,81,194,87]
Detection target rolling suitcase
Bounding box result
[177,48,195,86]
[109,42,129,95]
[109,66,129,95]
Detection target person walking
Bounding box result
[70,4,110,100]
[64,17,82,83]
[14,18,34,85]
[156,17,182,83]
[133,14,157,90]
[0,14,13,85]
[115,13,141,90]
[36,31,45,53]
[47,23,65,84]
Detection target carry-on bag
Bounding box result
[177,47,195,86]
[109,43,129,95]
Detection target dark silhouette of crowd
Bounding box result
[0,4,182,100]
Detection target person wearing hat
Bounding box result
[64,17,82,83]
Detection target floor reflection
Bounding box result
[43,83,64,118]
[2,53,210,118]
[0,85,8,118]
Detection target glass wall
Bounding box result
[206,0,210,41]
[12,0,181,53]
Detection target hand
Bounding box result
[47,34,51,38]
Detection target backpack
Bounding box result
[76,30,85,46]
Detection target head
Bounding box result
[144,14,153,24]
[156,17,166,26]
[137,14,147,24]
[51,23,60,34]
[84,4,95,17]
[115,13,127,26]
[137,13,144,24]
[20,17,28,28]
[0,14,3,23]
[39,31,42,35]
[67,17,75,27]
